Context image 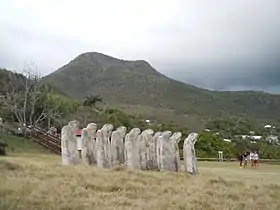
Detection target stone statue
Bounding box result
[111,126,127,167]
[158,131,172,171]
[61,125,71,165]
[96,129,105,168]
[152,132,162,170]
[116,126,127,164]
[95,124,113,168]
[101,124,113,168]
[68,120,79,132]
[169,132,182,172]
[86,123,97,165]
[61,121,79,165]
[125,128,141,170]
[138,129,154,170]
[183,133,198,175]
[81,128,89,164]
[60,120,199,174]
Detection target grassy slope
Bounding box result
[42,52,280,125]
[0,134,50,154]
[1,154,280,210]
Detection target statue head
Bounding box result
[162,131,172,139]
[185,133,198,145]
[117,126,127,139]
[171,132,182,143]
[102,124,113,135]
[142,128,154,136]
[129,128,141,140]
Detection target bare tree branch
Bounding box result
[0,63,61,128]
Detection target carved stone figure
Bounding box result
[125,128,141,170]
[68,120,79,132]
[81,128,89,164]
[61,121,79,165]
[86,123,97,165]
[116,126,127,164]
[96,129,105,168]
[95,124,113,168]
[158,131,172,171]
[169,132,182,172]
[183,133,198,175]
[111,126,127,167]
[153,132,162,170]
[138,129,154,170]
[101,124,113,168]
[60,120,199,174]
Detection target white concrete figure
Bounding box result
[158,131,173,171]
[116,126,127,164]
[81,128,89,164]
[60,120,199,174]
[169,132,182,172]
[97,124,113,168]
[102,124,113,168]
[148,132,160,170]
[138,129,154,170]
[183,133,198,175]
[86,123,97,165]
[96,129,105,168]
[61,121,79,165]
[111,126,127,167]
[125,128,141,170]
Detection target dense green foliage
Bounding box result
[195,131,280,159]
[83,94,103,107]
[195,119,280,159]
[205,119,279,138]
[1,68,280,159]
[42,52,280,124]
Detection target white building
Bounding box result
[251,136,262,140]
[223,139,232,143]
[240,135,262,140]
[267,135,279,144]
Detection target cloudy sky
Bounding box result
[1,0,280,93]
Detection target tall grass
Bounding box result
[1,154,280,210]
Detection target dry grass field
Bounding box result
[1,153,280,210]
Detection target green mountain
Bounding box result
[42,52,280,124]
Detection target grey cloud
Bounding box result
[162,63,280,93]
[0,0,280,93]
[0,23,99,74]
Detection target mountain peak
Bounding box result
[55,52,160,77]
[42,52,280,124]
[75,52,150,65]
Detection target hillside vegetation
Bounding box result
[42,52,280,124]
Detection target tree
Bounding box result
[0,65,62,128]
[83,94,103,107]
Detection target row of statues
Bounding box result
[61,120,198,174]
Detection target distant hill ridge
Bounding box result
[36,52,280,123]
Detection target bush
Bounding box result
[0,141,7,155]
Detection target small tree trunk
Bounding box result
[48,115,51,130]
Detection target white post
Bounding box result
[218,151,223,162]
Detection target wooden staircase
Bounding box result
[1,122,61,155]
[30,127,61,155]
